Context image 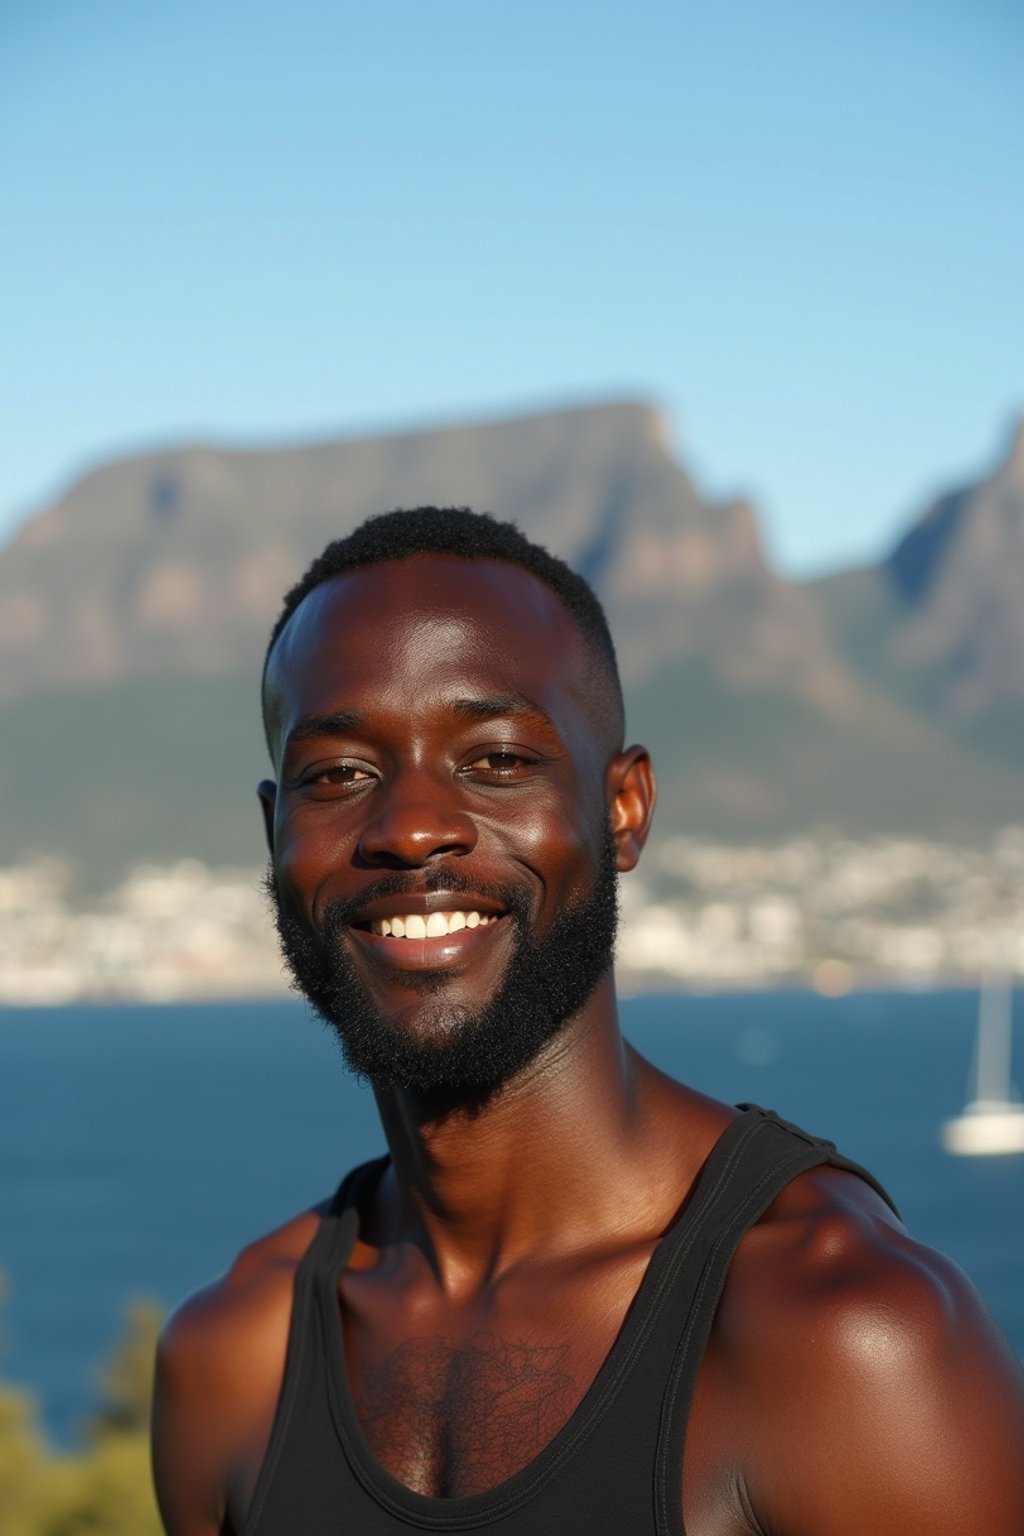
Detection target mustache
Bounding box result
[265,863,531,936]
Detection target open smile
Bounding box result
[363,909,501,939]
[346,898,512,972]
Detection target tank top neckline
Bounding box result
[310,1105,767,1529]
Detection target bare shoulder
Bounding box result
[151,1200,329,1536]
[712,1163,1024,1534]
[157,1199,326,1379]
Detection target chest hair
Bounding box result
[351,1329,580,1498]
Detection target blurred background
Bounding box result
[1,2,1022,1529]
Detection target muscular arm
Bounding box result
[151,1209,322,1536]
[152,1299,234,1536]
[755,1247,1024,1532]
[697,1171,1024,1535]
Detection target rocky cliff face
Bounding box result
[811,416,1024,781]
[0,401,841,706]
[3,401,1022,887]
[885,420,1024,717]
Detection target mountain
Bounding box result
[0,402,828,698]
[812,417,1024,773]
[2,402,1022,892]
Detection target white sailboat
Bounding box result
[941,974,1024,1156]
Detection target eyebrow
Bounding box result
[282,696,559,753]
[450,695,554,727]
[284,709,364,750]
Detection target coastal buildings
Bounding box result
[3,828,1023,1004]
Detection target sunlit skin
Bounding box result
[152,556,1024,1535]
[260,557,628,1063]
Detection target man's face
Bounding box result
[261,555,629,1097]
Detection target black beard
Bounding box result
[265,831,619,1098]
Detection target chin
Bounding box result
[264,830,620,1098]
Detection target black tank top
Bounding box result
[243,1106,896,1536]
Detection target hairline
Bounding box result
[261,550,624,760]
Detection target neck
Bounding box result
[369,974,667,1294]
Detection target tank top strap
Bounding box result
[733,1104,898,1213]
[652,1104,898,1536]
[326,1153,391,1217]
[242,1155,389,1536]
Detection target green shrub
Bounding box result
[0,1276,164,1535]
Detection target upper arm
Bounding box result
[149,1210,317,1536]
[151,1302,232,1536]
[740,1206,1024,1534]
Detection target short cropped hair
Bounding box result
[263,506,624,743]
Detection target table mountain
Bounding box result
[2,402,1021,891]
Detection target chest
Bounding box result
[338,1292,752,1533]
[339,1260,646,1500]
[351,1328,591,1495]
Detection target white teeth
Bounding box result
[368,910,498,938]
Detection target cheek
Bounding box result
[273,810,351,912]
[502,795,605,907]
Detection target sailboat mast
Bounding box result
[941,974,1024,1155]
[973,973,1012,1105]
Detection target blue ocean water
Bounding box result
[1,990,1022,1447]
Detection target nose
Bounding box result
[356,769,478,868]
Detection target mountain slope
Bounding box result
[0,402,717,699]
[812,418,1024,774]
[3,401,1022,890]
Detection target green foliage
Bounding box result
[626,652,1024,846]
[43,1434,164,1536]
[0,1383,60,1536]
[0,671,266,894]
[0,1280,164,1536]
[88,1301,164,1441]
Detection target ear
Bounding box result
[257,779,277,856]
[606,746,656,872]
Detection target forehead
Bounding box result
[265,555,597,746]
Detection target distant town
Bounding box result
[3,829,1023,1005]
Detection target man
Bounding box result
[153,507,1024,1534]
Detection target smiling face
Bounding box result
[260,554,653,1096]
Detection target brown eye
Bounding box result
[301,763,375,792]
[466,751,535,779]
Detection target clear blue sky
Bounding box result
[2,0,1021,574]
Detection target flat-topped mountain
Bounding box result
[3,402,1022,890]
[0,401,830,699]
